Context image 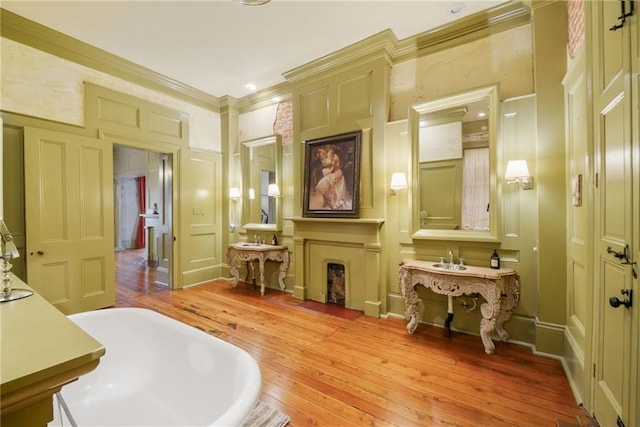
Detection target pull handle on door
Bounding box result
[609,289,633,309]
[610,0,635,31]
[607,245,627,259]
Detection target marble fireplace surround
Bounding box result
[288,218,384,317]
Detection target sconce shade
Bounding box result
[505,160,533,189]
[267,183,281,197]
[248,188,255,200]
[390,172,408,190]
[504,160,530,179]
[229,187,241,200]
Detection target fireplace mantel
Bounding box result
[288,217,385,317]
[287,217,385,225]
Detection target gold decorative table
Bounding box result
[398,258,519,354]
[226,243,289,295]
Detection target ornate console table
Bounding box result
[398,258,519,354]
[226,243,289,296]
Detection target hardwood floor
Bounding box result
[114,249,583,426]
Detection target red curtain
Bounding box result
[136,176,146,249]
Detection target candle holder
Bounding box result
[0,218,33,303]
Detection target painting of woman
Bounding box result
[303,131,361,218]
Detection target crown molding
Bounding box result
[282,29,397,84]
[394,1,530,62]
[282,1,530,85]
[1,2,529,113]
[1,9,221,112]
[236,81,293,113]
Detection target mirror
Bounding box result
[241,135,283,231]
[410,84,500,242]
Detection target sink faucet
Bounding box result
[448,250,454,267]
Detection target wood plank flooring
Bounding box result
[114,249,583,426]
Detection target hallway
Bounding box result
[115,249,165,303]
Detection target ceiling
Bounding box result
[2,0,506,99]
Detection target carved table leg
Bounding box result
[495,276,520,341]
[479,304,497,354]
[399,265,420,334]
[258,256,266,296]
[277,251,289,291]
[227,249,240,287]
[478,286,502,354]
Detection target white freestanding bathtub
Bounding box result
[49,307,261,427]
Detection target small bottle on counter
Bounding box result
[271,234,278,245]
[490,249,500,269]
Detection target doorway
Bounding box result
[113,145,173,289]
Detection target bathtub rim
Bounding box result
[65,307,262,427]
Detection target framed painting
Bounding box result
[303,131,362,218]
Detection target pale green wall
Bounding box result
[0,37,221,152]
[531,1,569,355]
[1,3,571,355]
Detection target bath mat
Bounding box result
[242,401,290,427]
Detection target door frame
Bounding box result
[101,131,181,290]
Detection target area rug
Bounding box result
[241,401,290,427]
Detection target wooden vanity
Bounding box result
[0,275,105,426]
[398,258,519,354]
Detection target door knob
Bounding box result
[609,289,633,309]
[29,250,44,256]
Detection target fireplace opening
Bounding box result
[327,263,345,306]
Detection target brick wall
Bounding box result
[567,0,584,59]
[274,100,293,146]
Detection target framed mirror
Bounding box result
[241,135,283,231]
[410,84,500,242]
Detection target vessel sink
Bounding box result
[432,263,467,271]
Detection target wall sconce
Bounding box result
[505,160,533,190]
[248,188,255,200]
[229,187,241,201]
[267,183,281,197]
[390,172,408,195]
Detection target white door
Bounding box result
[24,128,115,314]
[155,154,172,287]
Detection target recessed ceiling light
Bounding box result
[448,2,465,15]
[232,0,270,5]
[246,83,257,92]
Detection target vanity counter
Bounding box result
[400,257,516,279]
[1,275,105,426]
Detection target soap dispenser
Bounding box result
[490,249,500,269]
[271,234,278,245]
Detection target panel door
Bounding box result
[418,159,463,230]
[592,2,635,425]
[24,128,115,314]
